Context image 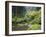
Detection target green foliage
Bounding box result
[25,10,41,24]
[12,7,41,31]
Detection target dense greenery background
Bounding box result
[12,6,41,31]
